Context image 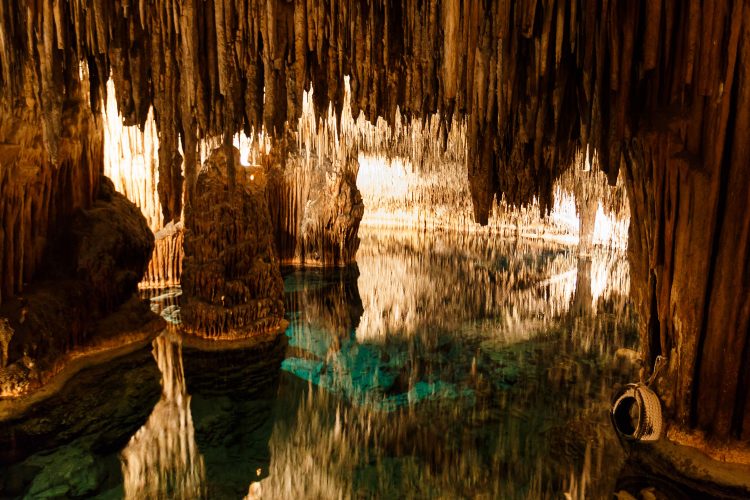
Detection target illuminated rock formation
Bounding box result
[142,222,185,289]
[180,147,284,339]
[267,153,364,267]
[264,84,366,266]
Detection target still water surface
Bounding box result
[0,229,637,498]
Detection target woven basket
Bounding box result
[611,383,663,442]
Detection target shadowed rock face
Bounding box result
[181,147,285,339]
[0,177,156,397]
[68,178,155,312]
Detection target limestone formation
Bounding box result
[0,66,101,305]
[267,153,364,267]
[0,177,156,397]
[70,178,155,311]
[180,147,284,339]
[141,222,185,289]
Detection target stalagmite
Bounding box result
[142,222,184,288]
[180,147,284,339]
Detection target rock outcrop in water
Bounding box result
[141,222,184,289]
[0,177,157,397]
[181,147,284,339]
[267,152,363,267]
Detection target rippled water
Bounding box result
[0,229,639,499]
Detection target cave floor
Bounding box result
[1,228,717,499]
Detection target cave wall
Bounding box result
[624,2,750,442]
[0,0,592,223]
[0,65,101,305]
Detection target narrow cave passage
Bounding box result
[1,1,750,498]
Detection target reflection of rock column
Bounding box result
[570,257,593,317]
[121,332,206,499]
[182,335,287,498]
[286,266,364,350]
[577,195,598,254]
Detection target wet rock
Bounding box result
[181,147,285,339]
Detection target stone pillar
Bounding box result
[181,147,285,339]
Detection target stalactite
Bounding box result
[0,63,101,304]
[0,0,637,222]
[103,80,163,232]
[141,222,184,289]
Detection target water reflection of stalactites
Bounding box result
[354,228,632,344]
[258,366,626,499]
[356,229,566,342]
[182,334,286,499]
[283,229,635,410]
[270,229,637,498]
[568,252,634,355]
[120,330,206,499]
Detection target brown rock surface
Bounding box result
[0,177,157,397]
[267,152,364,267]
[181,147,284,339]
[141,222,185,289]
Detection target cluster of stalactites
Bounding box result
[1,1,736,225]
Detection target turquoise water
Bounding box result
[0,229,640,498]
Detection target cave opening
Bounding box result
[1,1,750,498]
